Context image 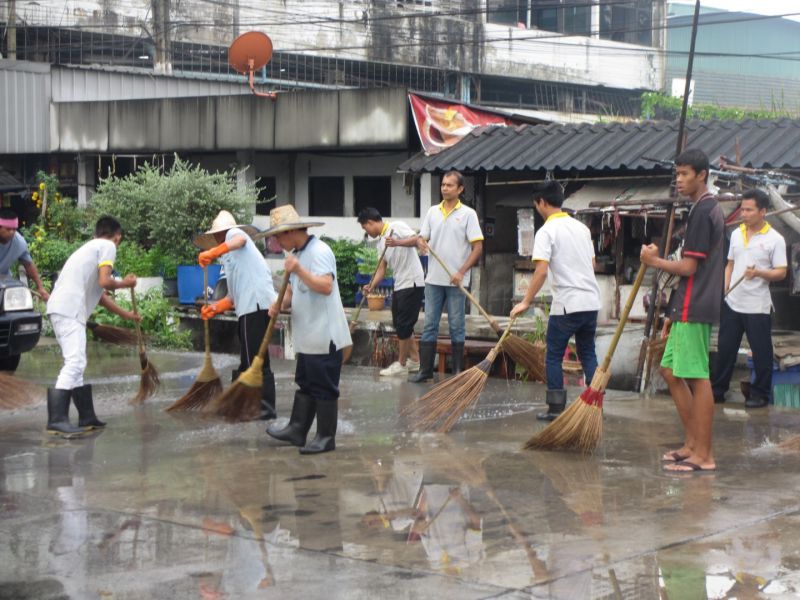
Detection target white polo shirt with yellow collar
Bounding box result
[419,201,483,287]
[726,222,787,314]
[532,211,600,315]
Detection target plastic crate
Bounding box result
[747,357,800,405]
[774,384,800,408]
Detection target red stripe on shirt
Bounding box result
[683,251,706,258]
[681,273,695,321]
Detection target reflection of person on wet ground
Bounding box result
[218,509,281,594]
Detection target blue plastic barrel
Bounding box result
[177,265,222,305]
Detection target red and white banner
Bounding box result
[409,94,511,155]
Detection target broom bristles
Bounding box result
[778,435,800,452]
[0,372,42,409]
[502,335,545,382]
[88,322,139,346]
[524,368,610,452]
[205,358,264,422]
[130,359,160,405]
[403,358,493,433]
[166,378,223,412]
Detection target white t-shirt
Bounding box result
[419,201,483,287]
[532,212,601,315]
[725,223,787,315]
[377,220,425,291]
[47,238,116,324]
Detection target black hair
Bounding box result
[357,207,383,224]
[94,216,123,238]
[532,180,565,208]
[0,208,18,221]
[675,148,710,182]
[741,188,770,211]
[442,171,464,188]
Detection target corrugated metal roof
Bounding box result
[398,118,800,173]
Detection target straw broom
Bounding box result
[343,228,394,364]
[403,320,514,433]
[165,267,223,412]
[205,270,290,422]
[524,263,648,452]
[425,246,545,382]
[0,371,42,409]
[32,289,138,346]
[129,289,160,404]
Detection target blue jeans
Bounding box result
[546,310,598,390]
[420,284,466,344]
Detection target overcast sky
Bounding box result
[671,0,800,22]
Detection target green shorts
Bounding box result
[660,321,711,379]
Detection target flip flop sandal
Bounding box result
[664,460,716,473]
[661,451,689,462]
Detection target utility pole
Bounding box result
[151,0,172,74]
[7,0,17,60]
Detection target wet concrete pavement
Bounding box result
[4,342,800,599]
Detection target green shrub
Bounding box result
[91,157,255,265]
[26,228,83,276]
[354,246,393,278]
[322,237,360,307]
[91,288,192,350]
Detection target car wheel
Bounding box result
[0,354,22,373]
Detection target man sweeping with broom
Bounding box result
[45,216,139,437]
[263,205,351,455]
[640,149,723,473]
[357,207,424,377]
[510,181,601,422]
[194,210,278,420]
[0,208,50,301]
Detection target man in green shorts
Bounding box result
[640,149,724,473]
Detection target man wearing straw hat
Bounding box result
[0,208,50,301]
[411,171,484,383]
[46,216,139,437]
[261,205,352,455]
[194,210,278,420]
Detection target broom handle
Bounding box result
[255,269,292,362]
[725,270,749,297]
[600,264,647,372]
[351,228,394,323]
[130,288,145,354]
[425,245,502,334]
[203,267,211,356]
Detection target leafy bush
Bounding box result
[91,156,255,265]
[355,246,393,278]
[640,91,798,121]
[91,288,192,350]
[26,228,83,276]
[321,237,360,307]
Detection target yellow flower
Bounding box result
[32,192,39,201]
[38,182,46,191]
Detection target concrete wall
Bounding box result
[14,0,664,92]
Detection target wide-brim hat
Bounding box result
[193,210,261,250]
[253,205,324,240]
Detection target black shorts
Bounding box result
[392,286,424,339]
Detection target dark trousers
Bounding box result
[295,342,342,403]
[712,302,773,401]
[238,309,272,375]
[546,310,598,390]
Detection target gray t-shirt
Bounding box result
[0,232,33,277]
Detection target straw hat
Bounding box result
[253,205,324,240]
[193,210,260,250]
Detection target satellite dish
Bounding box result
[228,31,276,100]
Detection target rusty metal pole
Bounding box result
[636,0,701,392]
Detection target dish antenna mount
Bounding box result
[228,31,277,100]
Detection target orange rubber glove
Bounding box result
[198,242,230,267]
[200,297,234,320]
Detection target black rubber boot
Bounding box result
[72,384,106,429]
[745,395,769,408]
[408,342,436,383]
[451,342,465,375]
[537,389,567,422]
[266,391,315,446]
[46,388,86,438]
[231,369,241,384]
[260,369,277,420]
[299,399,337,455]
